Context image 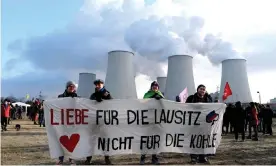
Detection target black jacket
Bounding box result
[233,106,246,125]
[90,87,112,101]
[261,108,273,124]
[58,90,78,98]
[185,93,212,103]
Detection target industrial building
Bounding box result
[77,73,96,98]
[104,50,137,99]
[165,55,195,101]
[219,59,253,103]
[157,77,167,95]
[270,97,276,103]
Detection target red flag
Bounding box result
[222,82,232,101]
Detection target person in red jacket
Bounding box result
[247,102,259,141]
[1,99,11,131]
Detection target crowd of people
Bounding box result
[1,100,26,131]
[1,98,46,132]
[1,80,275,165]
[223,101,274,141]
[27,99,46,127]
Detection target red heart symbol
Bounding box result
[59,134,80,153]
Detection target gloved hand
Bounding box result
[155,95,161,100]
[96,98,103,102]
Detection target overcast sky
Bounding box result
[1,0,276,103]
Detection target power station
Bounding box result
[105,50,137,99]
[77,73,96,98]
[74,50,253,103]
[165,55,196,101]
[219,59,253,103]
[157,77,167,95]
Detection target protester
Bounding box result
[86,79,112,165]
[31,99,40,125]
[256,103,263,132]
[56,81,78,165]
[1,99,11,131]
[17,106,23,119]
[233,101,246,141]
[245,105,251,132]
[38,101,45,127]
[262,105,273,135]
[247,102,259,141]
[223,104,232,135]
[140,81,164,165]
[7,102,14,125]
[12,105,18,120]
[186,84,212,164]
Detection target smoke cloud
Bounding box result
[3,0,247,98]
[6,0,242,74]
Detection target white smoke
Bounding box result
[8,0,244,80]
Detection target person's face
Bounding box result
[197,86,206,96]
[67,84,76,93]
[4,101,8,105]
[95,83,104,91]
[151,84,159,91]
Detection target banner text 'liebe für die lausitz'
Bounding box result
[44,98,226,159]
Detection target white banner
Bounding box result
[44,98,226,159]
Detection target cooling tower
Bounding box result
[219,59,252,103]
[165,55,196,100]
[157,77,167,95]
[77,73,96,98]
[105,50,137,99]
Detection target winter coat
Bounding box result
[90,87,112,101]
[143,90,164,99]
[1,104,11,118]
[250,106,259,125]
[58,90,78,98]
[233,106,246,125]
[185,93,212,103]
[262,108,273,124]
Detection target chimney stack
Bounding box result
[157,77,167,95]
[165,55,195,100]
[77,73,96,98]
[219,59,252,103]
[105,50,137,99]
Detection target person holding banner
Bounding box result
[186,84,212,164]
[140,81,164,165]
[85,79,112,165]
[56,81,78,165]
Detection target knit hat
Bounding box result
[197,84,206,91]
[66,81,75,88]
[94,79,104,85]
[151,81,159,88]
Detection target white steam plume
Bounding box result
[9,0,244,80]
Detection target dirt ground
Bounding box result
[1,119,276,165]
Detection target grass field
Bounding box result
[1,119,276,165]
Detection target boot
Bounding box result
[105,156,111,165]
[85,156,92,165]
[151,155,159,165]
[140,155,146,165]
